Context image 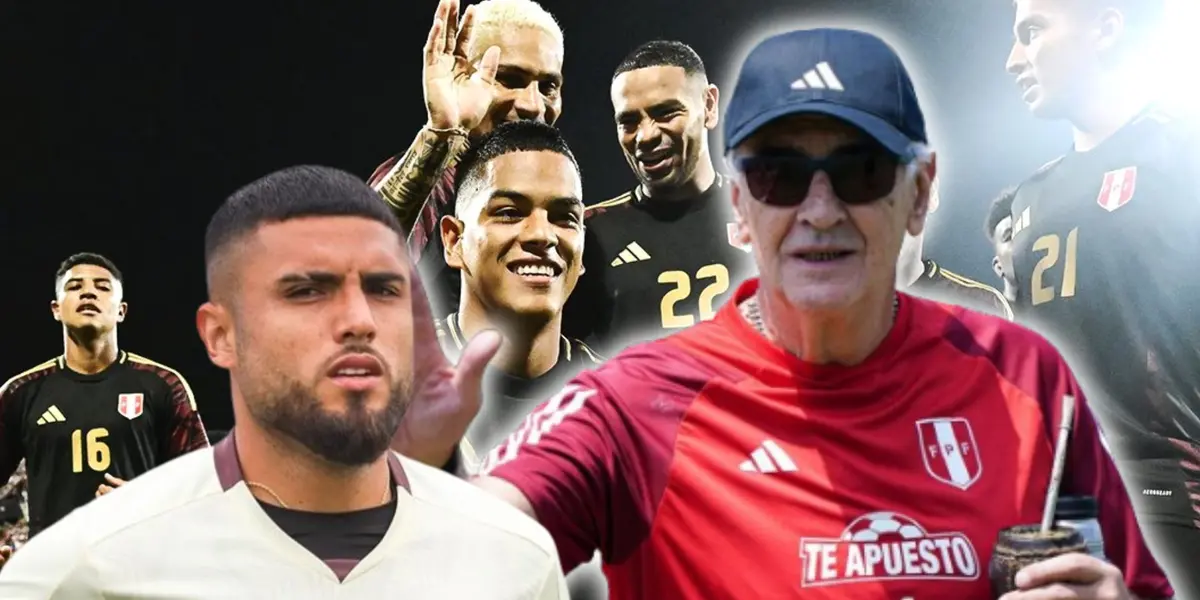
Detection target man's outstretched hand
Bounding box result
[393,266,500,468]
[423,0,502,134]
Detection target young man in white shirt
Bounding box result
[0,165,566,599]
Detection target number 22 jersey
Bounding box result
[563,175,756,355]
[0,352,209,535]
[1008,108,1200,464]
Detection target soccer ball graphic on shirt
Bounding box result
[841,512,926,542]
[800,511,980,588]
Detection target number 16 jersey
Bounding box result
[1008,108,1200,465]
[0,352,209,536]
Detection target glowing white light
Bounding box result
[1154,0,1200,114]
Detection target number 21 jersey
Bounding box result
[1008,108,1200,460]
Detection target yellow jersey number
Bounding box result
[1030,227,1079,306]
[71,427,111,473]
[659,264,731,329]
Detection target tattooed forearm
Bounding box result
[372,126,471,233]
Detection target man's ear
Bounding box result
[50,299,61,322]
[441,215,466,271]
[579,225,587,276]
[907,153,938,237]
[703,83,720,130]
[1093,8,1125,55]
[730,183,753,248]
[196,302,235,370]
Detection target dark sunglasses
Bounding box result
[731,145,904,206]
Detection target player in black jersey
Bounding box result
[898,181,1013,319]
[1006,0,1200,592]
[564,41,754,355]
[439,120,599,449]
[902,256,1013,320]
[440,120,603,600]
[0,254,209,551]
[983,186,1020,308]
[434,315,598,447]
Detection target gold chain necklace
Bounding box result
[739,294,900,346]
[245,480,392,510]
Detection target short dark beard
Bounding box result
[248,378,410,468]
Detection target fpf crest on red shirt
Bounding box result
[915,417,981,491]
[117,393,144,420]
[1096,166,1137,213]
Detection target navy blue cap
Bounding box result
[723,28,927,159]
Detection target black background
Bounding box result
[0,0,1070,429]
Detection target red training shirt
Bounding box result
[483,278,1172,599]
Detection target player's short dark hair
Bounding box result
[613,40,706,80]
[55,252,123,290]
[204,166,403,294]
[984,186,1019,243]
[453,120,580,215]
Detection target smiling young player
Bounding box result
[439,120,599,449]
[369,0,566,319]
[563,40,754,356]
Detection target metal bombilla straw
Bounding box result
[1040,395,1078,534]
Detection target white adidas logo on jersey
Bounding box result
[36,405,66,425]
[610,242,651,267]
[739,440,797,473]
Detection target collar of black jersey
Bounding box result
[56,350,130,382]
[632,172,728,204]
[1064,102,1173,158]
[920,258,938,280]
[906,259,939,292]
[439,311,599,367]
[213,429,411,494]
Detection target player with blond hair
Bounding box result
[369,0,565,318]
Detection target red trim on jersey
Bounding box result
[366,155,399,188]
[0,361,60,485]
[126,360,209,458]
[325,558,357,582]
